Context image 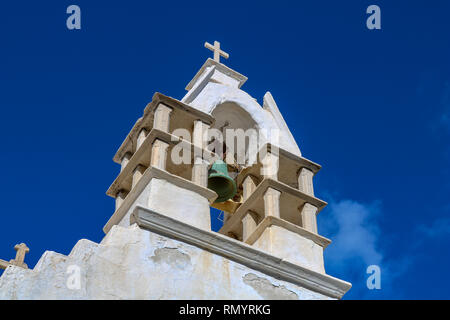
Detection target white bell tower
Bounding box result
[0,42,351,300]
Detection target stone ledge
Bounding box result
[107,127,217,198]
[103,166,217,234]
[219,178,327,237]
[114,92,215,164]
[130,206,351,299]
[185,58,248,91]
[245,216,331,248]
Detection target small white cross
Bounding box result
[204,41,229,63]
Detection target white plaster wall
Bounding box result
[188,82,302,157]
[253,226,325,274]
[146,179,211,231]
[118,178,211,232]
[0,224,331,300]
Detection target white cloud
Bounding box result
[319,198,450,299]
[319,199,405,298]
[320,199,383,271]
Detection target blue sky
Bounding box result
[0,1,449,299]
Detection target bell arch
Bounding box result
[208,101,263,232]
[210,101,259,169]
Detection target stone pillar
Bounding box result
[298,167,314,196]
[150,139,169,170]
[120,152,132,172]
[192,156,208,187]
[261,152,279,180]
[300,203,318,234]
[193,120,210,150]
[242,175,258,202]
[136,129,148,150]
[115,190,128,210]
[153,103,173,132]
[132,165,146,189]
[242,211,258,242]
[263,187,281,218]
[222,212,230,224]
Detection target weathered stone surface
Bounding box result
[243,273,298,300]
[150,248,191,269]
[0,224,332,300]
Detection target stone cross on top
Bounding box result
[0,243,30,270]
[204,41,229,63]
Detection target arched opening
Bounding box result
[211,102,258,167]
[208,102,259,232]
